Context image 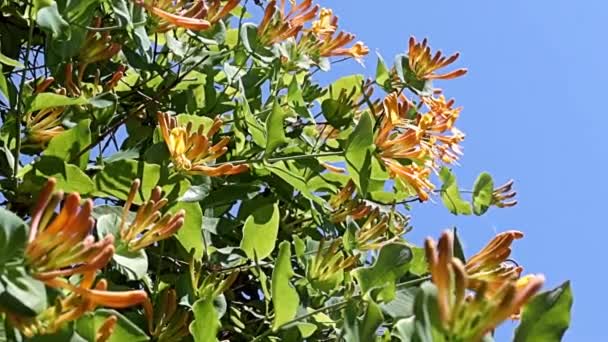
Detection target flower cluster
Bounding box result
[78,17,122,71]
[258,1,369,61]
[144,288,192,342]
[407,36,468,81]
[11,179,149,336]
[119,179,185,252]
[136,0,239,33]
[374,88,465,200]
[23,78,66,147]
[157,111,249,176]
[425,230,544,341]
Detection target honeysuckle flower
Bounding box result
[298,7,369,60]
[465,230,525,293]
[258,0,319,45]
[144,288,192,342]
[328,180,371,223]
[425,231,544,341]
[7,272,148,337]
[354,208,405,251]
[23,79,65,147]
[420,95,462,133]
[492,179,518,208]
[408,36,468,80]
[96,315,118,342]
[120,179,186,252]
[381,158,434,201]
[157,111,249,176]
[137,0,239,33]
[79,17,121,72]
[26,179,114,282]
[308,239,358,289]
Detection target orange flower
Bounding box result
[120,179,185,251]
[26,179,114,282]
[301,8,369,60]
[78,17,121,79]
[408,36,467,80]
[96,315,118,342]
[136,0,237,33]
[23,79,65,147]
[157,112,249,176]
[144,288,192,341]
[425,230,544,341]
[328,180,371,223]
[420,95,462,133]
[381,158,434,201]
[258,0,319,45]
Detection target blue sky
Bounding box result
[320,0,606,340]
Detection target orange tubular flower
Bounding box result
[136,0,210,32]
[120,179,186,252]
[302,8,369,60]
[258,0,319,45]
[157,112,248,176]
[79,18,121,72]
[96,315,118,342]
[408,36,468,80]
[23,79,65,147]
[26,179,114,282]
[328,180,371,223]
[382,158,434,201]
[425,231,544,341]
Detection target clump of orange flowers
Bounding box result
[424,230,544,341]
[258,1,369,61]
[136,0,239,33]
[119,179,185,252]
[407,36,467,81]
[157,111,249,176]
[4,178,150,337]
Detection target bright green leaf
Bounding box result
[45,119,91,168]
[272,241,300,331]
[0,52,23,68]
[265,102,288,156]
[93,159,160,204]
[22,157,95,195]
[345,112,374,195]
[26,93,88,113]
[472,172,494,216]
[171,201,204,260]
[0,208,27,267]
[353,243,412,301]
[240,202,280,260]
[190,296,219,342]
[439,167,472,215]
[514,281,573,342]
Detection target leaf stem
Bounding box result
[12,3,35,183]
[218,151,343,166]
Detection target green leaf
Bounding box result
[0,52,23,68]
[240,202,280,260]
[265,102,288,156]
[171,201,204,260]
[321,98,353,129]
[375,53,391,90]
[0,208,27,268]
[22,157,95,194]
[343,301,384,342]
[472,172,494,216]
[75,309,149,342]
[0,267,47,316]
[353,243,412,301]
[514,281,573,342]
[240,22,259,53]
[265,160,324,204]
[26,93,88,113]
[96,214,148,281]
[190,296,219,342]
[323,74,364,102]
[438,167,472,215]
[93,159,160,204]
[380,287,418,319]
[345,112,374,195]
[36,1,70,39]
[272,241,300,331]
[44,119,91,168]
[0,67,8,105]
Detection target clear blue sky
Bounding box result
[321,0,606,340]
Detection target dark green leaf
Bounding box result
[343,301,384,342]
[0,267,47,316]
[0,207,27,268]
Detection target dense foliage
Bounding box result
[0,0,572,341]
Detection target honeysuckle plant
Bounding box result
[0,0,572,341]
